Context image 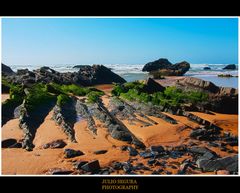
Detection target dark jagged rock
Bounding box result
[76,65,126,86]
[81,160,101,173]
[144,78,165,93]
[75,100,97,134]
[2,138,21,148]
[2,63,15,76]
[73,161,88,170]
[139,150,159,159]
[127,146,138,156]
[52,99,77,142]
[42,140,66,149]
[147,158,156,165]
[223,64,236,70]
[122,162,133,173]
[142,58,190,76]
[64,149,84,158]
[197,155,238,172]
[189,126,221,141]
[90,101,145,148]
[150,145,165,153]
[4,65,126,87]
[93,150,108,155]
[2,84,10,93]
[203,67,211,70]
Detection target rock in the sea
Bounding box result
[197,154,238,172]
[93,150,108,155]
[43,140,67,149]
[203,67,211,70]
[64,149,84,158]
[223,64,236,70]
[81,160,101,173]
[2,63,15,76]
[142,58,190,76]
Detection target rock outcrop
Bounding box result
[2,63,15,76]
[142,58,190,76]
[4,65,126,87]
[176,77,238,114]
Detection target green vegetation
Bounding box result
[57,94,71,106]
[24,84,56,111]
[61,84,91,96]
[112,82,208,108]
[111,81,145,96]
[87,91,104,103]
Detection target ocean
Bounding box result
[9,63,238,89]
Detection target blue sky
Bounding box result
[1,18,238,65]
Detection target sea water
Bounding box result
[9,63,238,88]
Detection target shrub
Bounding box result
[87,91,104,103]
[57,94,71,106]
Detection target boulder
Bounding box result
[142,58,172,72]
[64,149,84,158]
[2,138,21,148]
[142,58,190,76]
[73,161,88,169]
[46,168,73,175]
[223,64,236,70]
[81,160,101,172]
[2,63,14,76]
[42,140,66,149]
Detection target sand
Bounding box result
[1,88,238,175]
[1,94,9,103]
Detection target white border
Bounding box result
[0,16,239,177]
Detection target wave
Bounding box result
[9,63,238,76]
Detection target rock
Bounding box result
[4,65,126,87]
[143,58,190,76]
[223,64,236,70]
[43,140,66,149]
[144,78,165,93]
[218,74,234,78]
[203,67,211,70]
[197,155,238,172]
[120,145,128,151]
[122,162,133,173]
[64,149,84,158]
[142,58,172,72]
[111,129,132,141]
[76,65,126,85]
[2,63,15,76]
[139,150,159,159]
[1,138,21,148]
[81,160,101,173]
[93,150,108,155]
[147,158,156,165]
[150,145,165,153]
[47,168,73,175]
[73,161,88,169]
[112,162,122,170]
[127,146,138,156]
[216,170,230,175]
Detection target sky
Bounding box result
[1,17,238,65]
